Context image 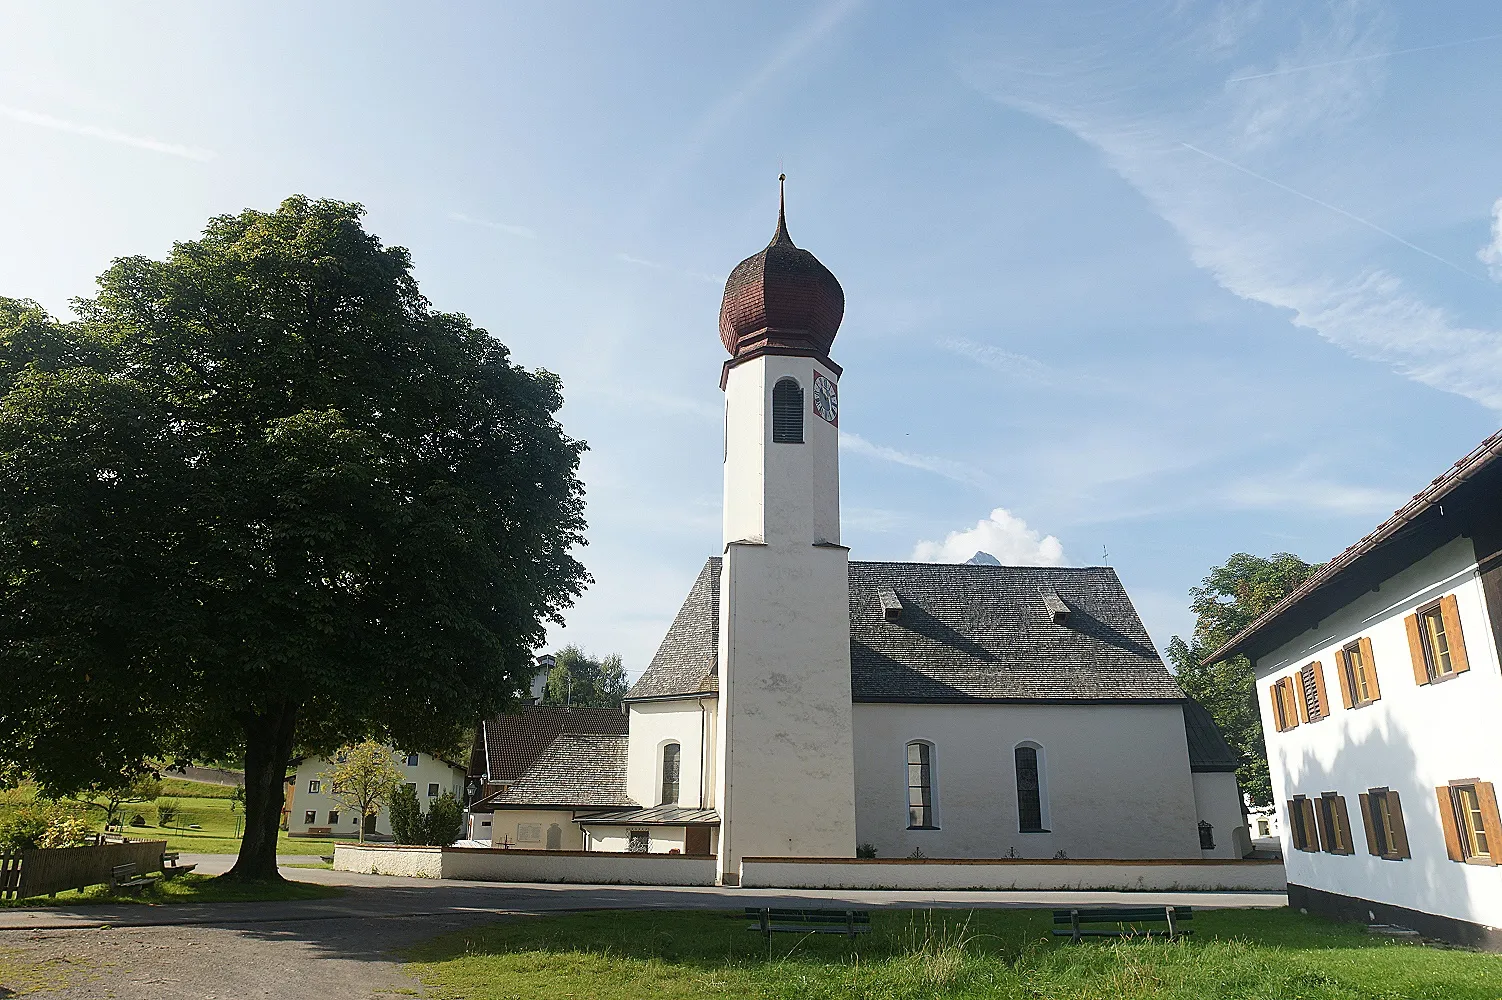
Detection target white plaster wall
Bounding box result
[288,752,464,839]
[441,847,718,885]
[1256,535,1502,928]
[333,844,442,878]
[1192,772,1249,859]
[487,809,582,850]
[583,825,688,854]
[737,858,1287,891]
[626,698,713,809]
[852,703,1202,860]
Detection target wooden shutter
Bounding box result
[1437,786,1465,862]
[1334,649,1354,709]
[1313,796,1332,852]
[1285,800,1298,848]
[1359,793,1379,855]
[1311,661,1330,719]
[1295,673,1310,724]
[1386,790,1411,859]
[1479,783,1502,859]
[1269,684,1285,732]
[1360,636,1381,700]
[1406,613,1431,685]
[1440,595,1471,675]
[1305,798,1322,851]
[1333,796,1353,855]
[1283,679,1301,728]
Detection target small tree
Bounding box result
[321,741,403,843]
[156,799,180,827]
[425,792,463,846]
[81,775,163,829]
[388,783,422,844]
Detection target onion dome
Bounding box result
[718,176,845,363]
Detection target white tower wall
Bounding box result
[716,352,857,883]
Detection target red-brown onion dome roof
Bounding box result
[718,201,844,359]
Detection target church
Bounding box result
[468,185,1249,883]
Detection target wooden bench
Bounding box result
[160,852,197,878]
[1053,906,1193,942]
[746,907,871,941]
[110,863,153,893]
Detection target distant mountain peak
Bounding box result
[965,550,1001,566]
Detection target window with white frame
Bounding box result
[1015,743,1047,833]
[907,741,935,829]
[661,743,681,805]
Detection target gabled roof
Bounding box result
[1205,427,1502,666]
[628,558,1183,703]
[473,733,635,810]
[474,705,628,782]
[1181,698,1239,773]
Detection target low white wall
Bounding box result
[334,844,442,879]
[440,847,718,885]
[739,857,1287,892]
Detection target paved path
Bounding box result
[0,859,1287,999]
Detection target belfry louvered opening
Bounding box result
[772,377,804,443]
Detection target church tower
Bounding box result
[713,179,857,883]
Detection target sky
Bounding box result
[3,1,1502,679]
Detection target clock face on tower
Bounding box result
[812,373,838,425]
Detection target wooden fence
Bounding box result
[0,841,168,900]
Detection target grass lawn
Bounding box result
[1,872,342,907]
[405,908,1502,1000]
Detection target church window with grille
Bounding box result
[907,742,934,829]
[1015,743,1047,832]
[661,743,681,805]
[772,378,804,443]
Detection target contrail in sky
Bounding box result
[0,105,216,161]
[1227,32,1502,83]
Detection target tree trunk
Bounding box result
[225,697,299,881]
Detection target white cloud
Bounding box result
[911,507,1066,566]
[839,430,991,489]
[447,211,536,239]
[958,4,1502,411]
[1478,197,1502,282]
[0,104,215,161]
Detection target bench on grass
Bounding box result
[160,852,197,878]
[1053,906,1193,942]
[110,863,153,893]
[746,907,871,941]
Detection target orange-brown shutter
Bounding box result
[1296,673,1310,724]
[1269,684,1285,732]
[1386,790,1411,859]
[1284,679,1301,728]
[1440,594,1471,675]
[1360,636,1381,700]
[1311,661,1330,719]
[1305,798,1322,851]
[1479,783,1502,863]
[1333,796,1353,854]
[1437,786,1465,862]
[1313,796,1332,852]
[1406,614,1430,685]
[1285,800,1298,848]
[1334,649,1354,709]
[1359,793,1379,855]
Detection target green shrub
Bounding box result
[156,799,179,826]
[389,783,422,844]
[0,803,92,850]
[857,842,878,858]
[39,813,93,848]
[425,792,462,846]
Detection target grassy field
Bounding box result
[405,908,1502,1000]
[1,781,338,857]
[1,872,342,907]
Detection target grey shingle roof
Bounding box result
[626,559,721,700]
[627,558,1184,703]
[477,733,635,809]
[1181,698,1239,773]
[475,706,629,782]
[575,805,720,826]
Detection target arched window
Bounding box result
[772,378,804,443]
[907,741,935,829]
[1015,743,1047,833]
[661,743,681,805]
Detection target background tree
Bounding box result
[388,783,423,844]
[321,741,403,844]
[0,198,589,880]
[77,775,163,829]
[1168,552,1319,805]
[541,646,627,708]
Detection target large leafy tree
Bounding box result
[541,645,627,709]
[1167,552,1319,805]
[0,197,588,879]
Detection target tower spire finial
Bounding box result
[773,172,791,245]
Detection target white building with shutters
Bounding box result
[1211,429,1502,949]
[466,185,1249,881]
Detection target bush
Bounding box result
[425,792,462,846]
[39,813,93,848]
[857,842,878,859]
[0,803,92,850]
[389,783,422,844]
[156,799,179,826]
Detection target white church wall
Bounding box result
[626,697,713,809]
[1191,771,1249,859]
[584,825,688,854]
[738,856,1286,892]
[486,809,582,851]
[852,703,1202,860]
[1256,534,1502,931]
